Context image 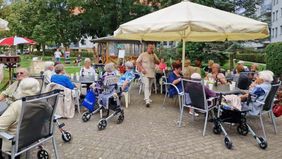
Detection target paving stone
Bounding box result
[26,85,282,159]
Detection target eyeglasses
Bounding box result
[16,72,24,75]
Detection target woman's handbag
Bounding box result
[273,104,282,117]
[82,90,96,112]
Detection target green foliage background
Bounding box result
[265,43,282,78]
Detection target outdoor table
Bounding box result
[211,84,241,95]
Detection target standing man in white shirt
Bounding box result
[54,48,62,63]
[136,43,160,108]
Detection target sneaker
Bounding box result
[189,111,199,117]
[146,103,150,108]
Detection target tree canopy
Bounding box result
[0,0,264,49]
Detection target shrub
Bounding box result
[235,53,266,63]
[265,43,282,78]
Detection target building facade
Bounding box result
[271,0,282,42]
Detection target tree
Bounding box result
[80,0,153,38]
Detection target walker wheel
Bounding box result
[62,131,72,142]
[117,111,124,124]
[213,126,221,134]
[224,137,232,149]
[82,112,91,122]
[258,137,267,149]
[37,149,49,159]
[98,119,107,130]
[237,124,248,136]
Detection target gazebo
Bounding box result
[92,36,144,64]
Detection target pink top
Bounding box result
[159,62,167,71]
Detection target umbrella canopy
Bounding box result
[114,0,269,42]
[0,18,9,31]
[0,36,36,46]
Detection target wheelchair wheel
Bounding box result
[224,137,232,149]
[213,126,221,134]
[97,119,107,130]
[62,131,72,142]
[82,112,91,122]
[258,137,267,149]
[117,111,124,124]
[237,124,248,136]
[37,149,49,159]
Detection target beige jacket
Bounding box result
[45,83,75,118]
[0,100,22,152]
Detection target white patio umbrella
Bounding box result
[0,18,9,31]
[114,0,269,68]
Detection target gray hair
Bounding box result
[54,64,64,74]
[258,70,274,83]
[125,61,134,69]
[191,73,201,79]
[16,67,29,77]
[104,63,115,72]
[84,58,91,63]
[44,61,54,70]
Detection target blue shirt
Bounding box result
[51,74,75,90]
[167,71,182,97]
[118,70,135,92]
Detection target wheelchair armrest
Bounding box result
[0,132,14,140]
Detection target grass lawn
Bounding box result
[0,55,81,90]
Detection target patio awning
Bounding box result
[114,0,269,42]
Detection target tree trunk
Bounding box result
[42,43,46,57]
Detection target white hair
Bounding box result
[104,63,115,72]
[125,61,134,69]
[191,73,201,79]
[44,61,54,70]
[84,58,91,63]
[18,78,40,98]
[259,70,274,83]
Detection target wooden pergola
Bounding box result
[92,36,145,64]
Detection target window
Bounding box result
[275,27,278,38]
[273,12,275,22]
[280,26,282,35]
[281,8,282,17]
[273,0,275,6]
[272,28,274,38]
[276,10,279,20]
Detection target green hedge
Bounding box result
[235,53,266,63]
[31,50,94,58]
[265,43,282,77]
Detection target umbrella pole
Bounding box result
[182,40,185,70]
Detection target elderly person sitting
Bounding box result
[118,61,135,92]
[43,61,55,83]
[0,78,40,152]
[206,63,227,85]
[51,64,75,90]
[103,62,117,79]
[80,58,96,76]
[187,73,217,99]
[250,63,259,73]
[0,68,29,104]
[168,62,183,98]
[224,71,273,115]
[185,73,217,116]
[204,60,214,73]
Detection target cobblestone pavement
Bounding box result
[32,85,282,159]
